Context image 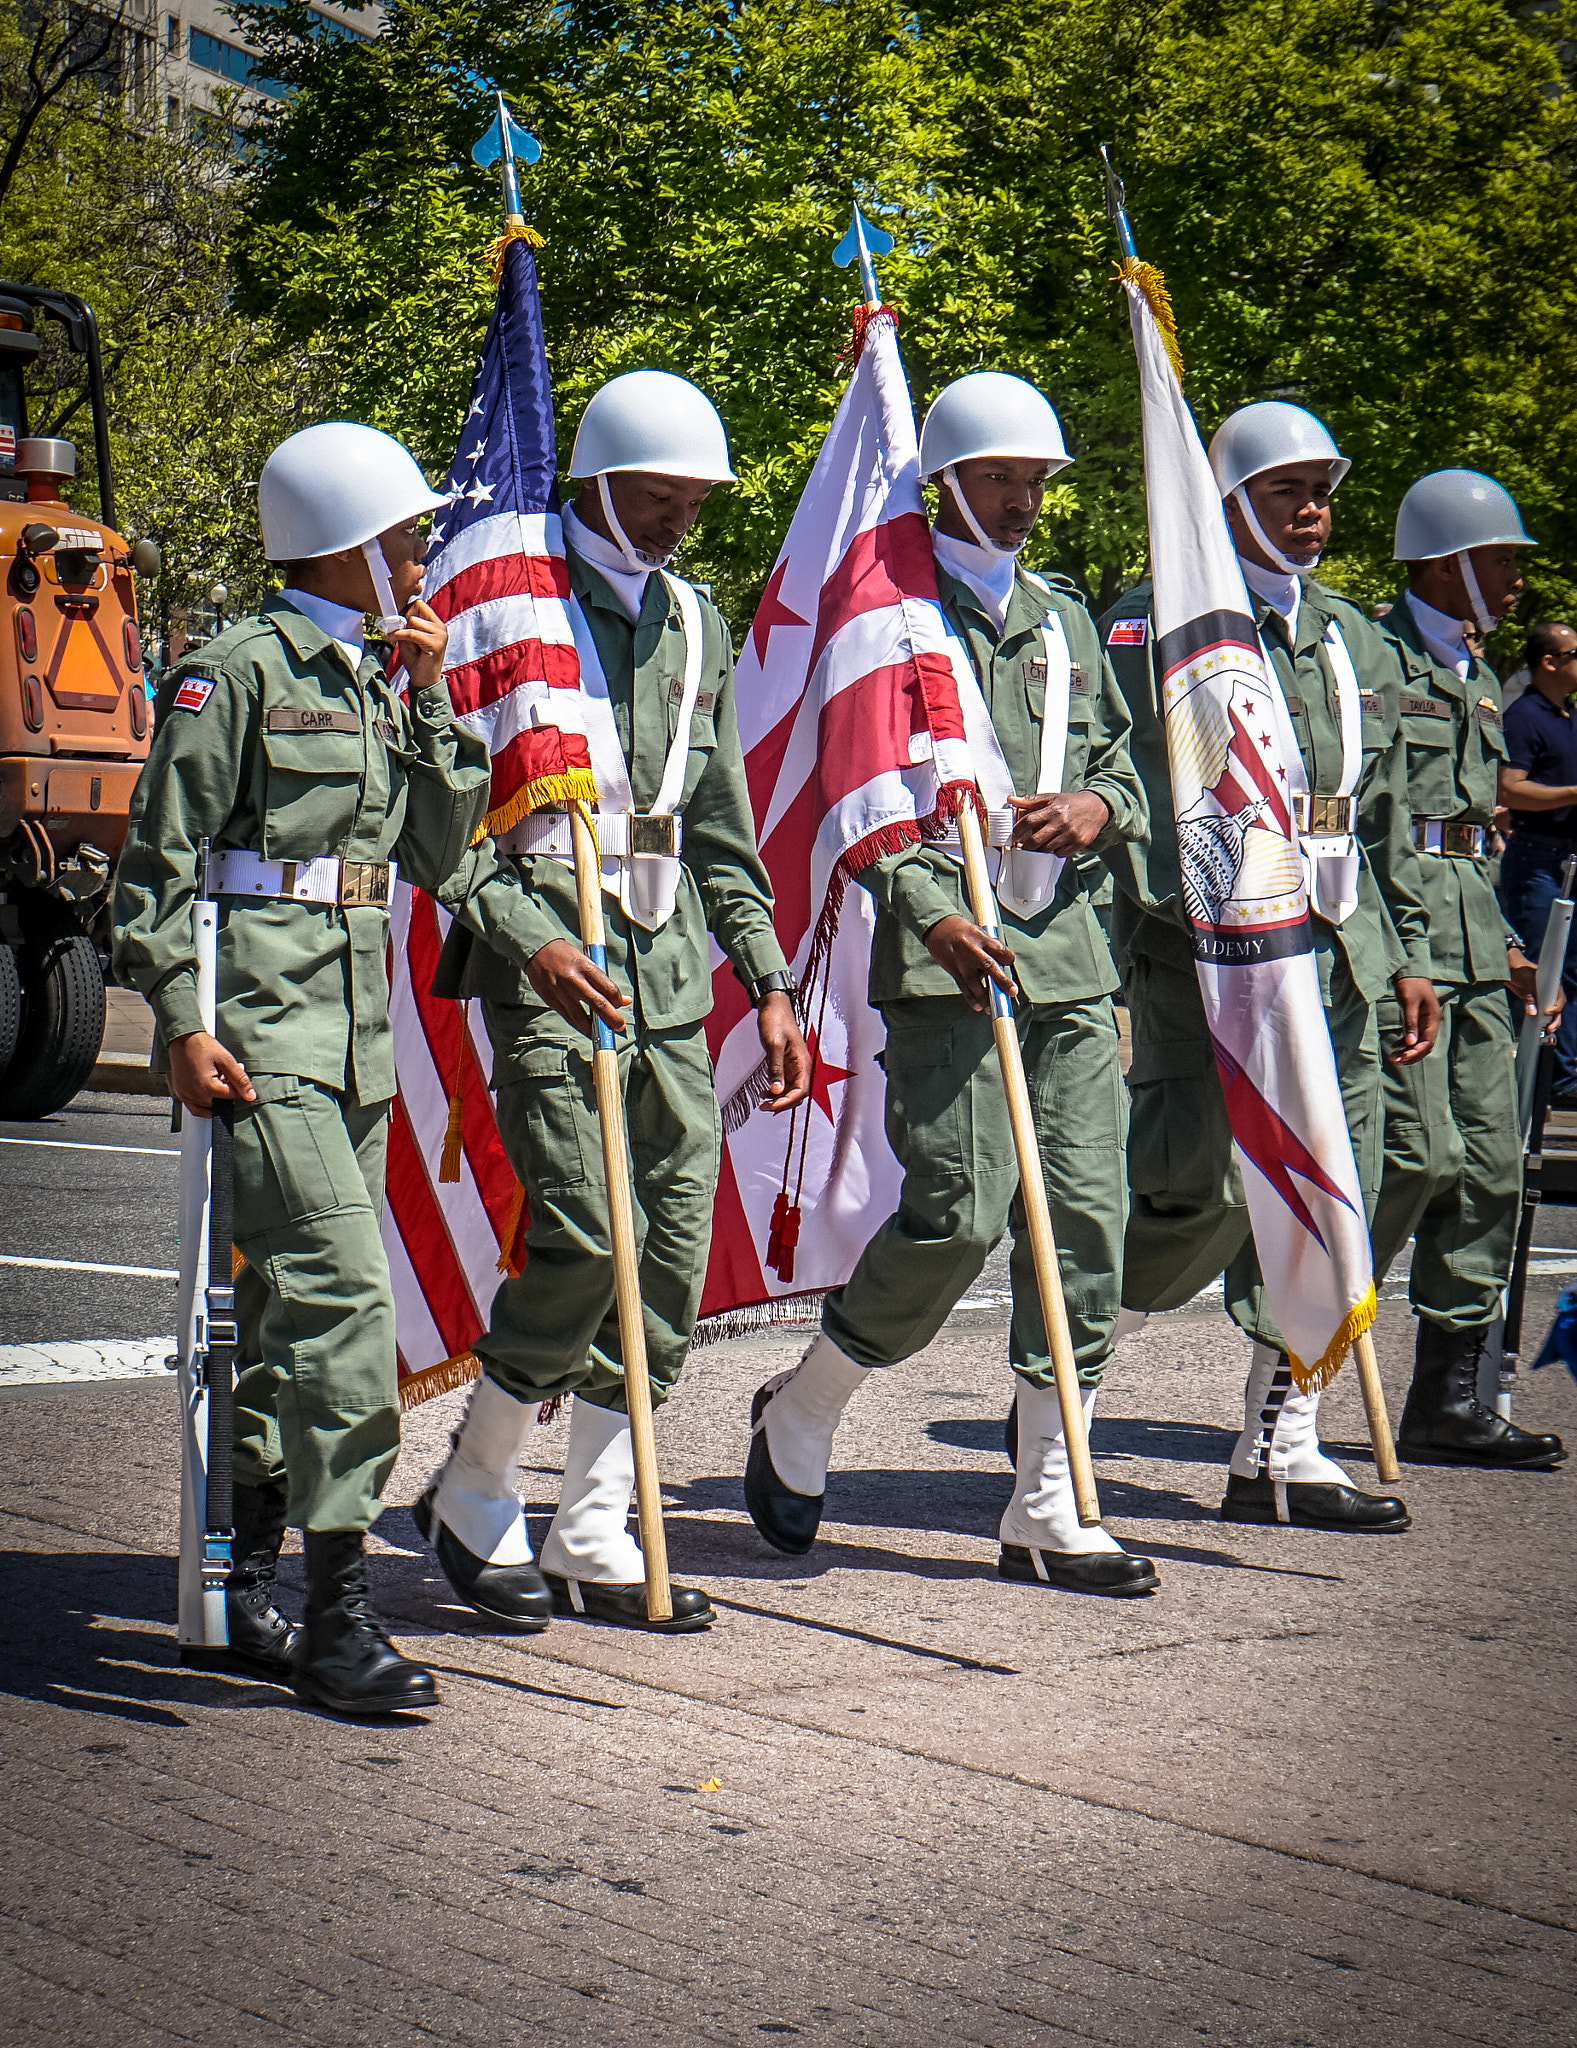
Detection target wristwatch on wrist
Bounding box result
[1506,929,1525,953]
[748,969,799,1006]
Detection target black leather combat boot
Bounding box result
[1397,1320,1567,1469]
[294,1531,441,1716]
[217,1479,301,1683]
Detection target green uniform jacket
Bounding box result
[438,548,787,1022]
[857,563,1148,1005]
[112,597,492,1099]
[1377,591,1514,986]
[1100,577,1433,1003]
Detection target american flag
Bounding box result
[383,235,592,1405]
[698,310,982,1337]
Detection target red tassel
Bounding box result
[773,1202,802,1283]
[840,302,899,367]
[766,1190,790,1272]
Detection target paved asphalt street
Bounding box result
[2,1079,1575,2045]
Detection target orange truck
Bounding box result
[0,283,159,1118]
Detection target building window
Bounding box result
[166,14,180,49]
[187,29,287,97]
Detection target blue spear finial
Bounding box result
[832,203,896,309]
[1099,145,1139,262]
[473,89,543,225]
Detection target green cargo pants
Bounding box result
[475,1003,722,1413]
[821,993,1129,1389]
[1121,950,1383,1346]
[230,1076,399,1534]
[1370,980,1519,1334]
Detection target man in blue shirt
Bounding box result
[1500,619,1577,1104]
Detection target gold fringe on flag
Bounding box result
[1115,256,1184,384]
[398,1349,481,1412]
[477,767,601,844]
[438,1001,470,1184]
[1286,1281,1377,1395]
[484,220,545,285]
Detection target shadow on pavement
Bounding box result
[925,1414,1240,1463]
[0,1548,283,1726]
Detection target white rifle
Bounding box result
[171,836,238,1663]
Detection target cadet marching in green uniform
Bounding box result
[420,371,808,1635]
[743,373,1157,1597]
[1370,471,1565,1469]
[113,423,491,1714]
[1103,402,1434,1534]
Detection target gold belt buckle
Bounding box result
[628,815,680,858]
[1295,793,1353,836]
[1441,822,1483,858]
[338,860,390,906]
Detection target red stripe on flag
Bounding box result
[430,551,571,621]
[446,636,582,717]
[386,1089,482,1367]
[697,1136,767,1320]
[806,512,936,678]
[1222,700,1294,838]
[404,891,520,1233]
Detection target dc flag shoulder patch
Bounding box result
[1107,618,1148,647]
[172,673,217,715]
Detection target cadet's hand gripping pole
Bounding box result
[956,804,1101,1524]
[174,838,236,1657]
[569,803,673,1621]
[1516,856,1574,1139]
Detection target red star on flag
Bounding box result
[749,558,809,668]
[804,1026,854,1125]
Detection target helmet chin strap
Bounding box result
[598,472,674,573]
[1232,487,1321,578]
[941,466,1026,558]
[361,539,408,637]
[1455,549,1496,637]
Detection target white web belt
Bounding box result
[209,849,397,906]
[497,812,683,861]
[935,810,1018,852]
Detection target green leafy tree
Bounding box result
[234,0,1577,654]
[0,0,317,634]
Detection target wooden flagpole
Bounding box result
[956,804,1101,1525]
[570,804,672,1621]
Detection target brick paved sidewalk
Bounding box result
[2,1296,1572,2046]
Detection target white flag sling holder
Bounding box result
[174,839,238,1660]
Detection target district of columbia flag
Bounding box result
[1119,262,1375,1389]
[698,308,990,1337]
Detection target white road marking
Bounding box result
[0,1339,175,1386]
[0,1255,178,1279]
[0,1137,177,1158]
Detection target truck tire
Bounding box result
[0,942,20,1086]
[0,895,106,1120]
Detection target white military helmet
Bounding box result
[1208,401,1348,576]
[568,370,737,483]
[258,422,447,562]
[918,372,1071,479]
[1393,469,1536,560]
[1208,402,1351,499]
[1394,468,1536,636]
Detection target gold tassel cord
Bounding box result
[496,1176,529,1275]
[438,1000,470,1185]
[484,221,545,285]
[1115,256,1184,385]
[1286,1282,1377,1395]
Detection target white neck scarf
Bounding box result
[563,501,651,620]
[1406,590,1472,680]
[933,528,1018,633]
[1239,554,1302,638]
[281,586,366,673]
